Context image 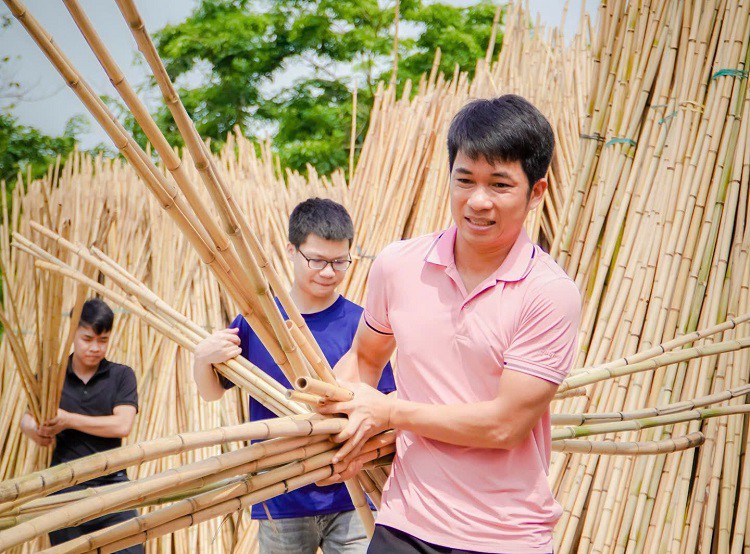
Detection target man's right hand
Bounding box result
[193,327,242,402]
[194,327,242,366]
[20,413,53,447]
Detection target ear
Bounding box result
[286,243,295,260]
[527,179,548,211]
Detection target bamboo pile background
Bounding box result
[0,0,749,552]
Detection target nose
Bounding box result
[467,185,493,211]
[319,263,336,278]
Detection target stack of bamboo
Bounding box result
[549,0,750,552]
[1,0,750,552]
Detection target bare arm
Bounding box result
[389,369,557,448]
[334,317,396,387]
[193,327,242,401]
[320,367,558,465]
[40,405,137,439]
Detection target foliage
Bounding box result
[144,0,503,175]
[0,112,84,185]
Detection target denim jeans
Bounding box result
[258,509,370,554]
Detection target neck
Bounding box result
[289,285,339,314]
[454,231,519,277]
[72,356,99,380]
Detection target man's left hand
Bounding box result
[40,409,73,437]
[317,382,394,466]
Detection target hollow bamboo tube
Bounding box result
[295,376,354,402]
[286,390,324,406]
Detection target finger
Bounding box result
[333,426,367,463]
[332,417,361,444]
[315,473,343,487]
[337,459,365,481]
[221,328,240,337]
[317,402,351,416]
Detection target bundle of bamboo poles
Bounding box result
[2,0,750,552]
[547,0,750,552]
[4,220,748,554]
[0,174,108,471]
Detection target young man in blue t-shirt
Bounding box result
[193,197,395,553]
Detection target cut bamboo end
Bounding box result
[295,377,353,402]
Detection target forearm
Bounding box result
[193,358,227,401]
[20,413,36,438]
[335,348,382,388]
[66,411,134,438]
[389,398,529,449]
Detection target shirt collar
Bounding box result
[425,225,536,283]
[66,355,111,379]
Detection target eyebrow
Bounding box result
[304,251,350,260]
[454,167,515,179]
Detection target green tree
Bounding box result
[0,112,84,184]
[144,0,502,175]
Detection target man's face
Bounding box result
[450,150,546,255]
[287,233,351,300]
[72,324,110,369]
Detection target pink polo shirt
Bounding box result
[364,226,581,553]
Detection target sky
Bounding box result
[1,0,598,149]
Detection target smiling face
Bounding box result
[287,233,351,303]
[450,150,546,258]
[72,324,110,371]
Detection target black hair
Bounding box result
[447,94,555,188]
[79,298,114,334]
[288,197,354,247]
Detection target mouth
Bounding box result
[465,216,495,228]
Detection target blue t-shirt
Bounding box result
[221,295,396,519]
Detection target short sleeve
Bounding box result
[217,314,254,390]
[363,251,393,335]
[502,278,581,385]
[376,361,397,394]
[113,366,139,412]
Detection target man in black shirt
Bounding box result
[20,298,142,553]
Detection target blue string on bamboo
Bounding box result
[604,137,637,147]
[711,68,749,80]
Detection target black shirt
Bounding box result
[51,357,138,486]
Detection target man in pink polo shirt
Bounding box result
[318,95,581,553]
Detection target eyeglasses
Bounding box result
[296,249,352,272]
